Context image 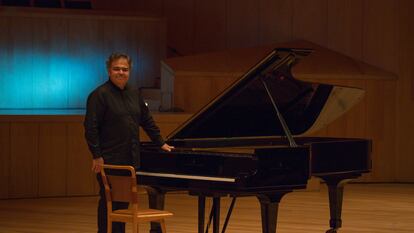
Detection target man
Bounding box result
[84,52,173,233]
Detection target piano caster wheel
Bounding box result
[326,229,338,233]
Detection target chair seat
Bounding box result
[112,208,173,219]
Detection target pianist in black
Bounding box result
[84,52,174,233]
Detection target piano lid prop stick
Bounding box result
[260,77,298,147]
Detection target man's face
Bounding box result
[108,58,130,89]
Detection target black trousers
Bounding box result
[96,174,129,233]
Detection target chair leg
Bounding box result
[160,219,166,233]
[107,219,112,233]
[133,219,138,233]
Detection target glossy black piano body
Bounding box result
[138,48,372,233]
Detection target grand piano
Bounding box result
[137,48,372,233]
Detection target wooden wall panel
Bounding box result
[366,80,397,181]
[32,17,69,108]
[66,122,96,196]
[9,123,39,198]
[363,0,398,74]
[174,75,237,113]
[0,16,10,108]
[67,18,103,108]
[395,0,414,181]
[135,19,166,87]
[140,113,192,141]
[135,0,164,16]
[381,80,398,180]
[91,0,140,12]
[339,80,367,138]
[258,0,293,44]
[193,0,226,53]
[396,0,414,101]
[363,0,400,179]
[91,0,164,15]
[0,10,166,109]
[90,0,112,10]
[9,17,34,108]
[164,0,195,55]
[0,114,192,199]
[38,123,67,197]
[327,0,363,59]
[0,123,10,199]
[226,0,259,49]
[292,0,328,46]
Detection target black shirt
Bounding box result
[84,80,164,168]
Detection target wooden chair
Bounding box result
[100,164,173,233]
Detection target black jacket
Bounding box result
[84,80,164,168]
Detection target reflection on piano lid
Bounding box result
[167,48,364,142]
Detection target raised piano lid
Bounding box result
[167,48,364,141]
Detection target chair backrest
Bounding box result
[100,165,139,204]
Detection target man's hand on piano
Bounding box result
[161,143,174,152]
[92,157,104,173]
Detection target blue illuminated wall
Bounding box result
[0,48,106,109]
[0,11,165,111]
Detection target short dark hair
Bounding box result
[106,53,132,70]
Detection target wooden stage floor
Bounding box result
[0,184,413,233]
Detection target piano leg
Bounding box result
[257,192,290,233]
[200,195,224,233]
[326,182,344,233]
[213,197,220,233]
[146,187,166,233]
[198,196,205,233]
[320,175,358,233]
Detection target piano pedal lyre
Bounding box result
[203,196,237,233]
